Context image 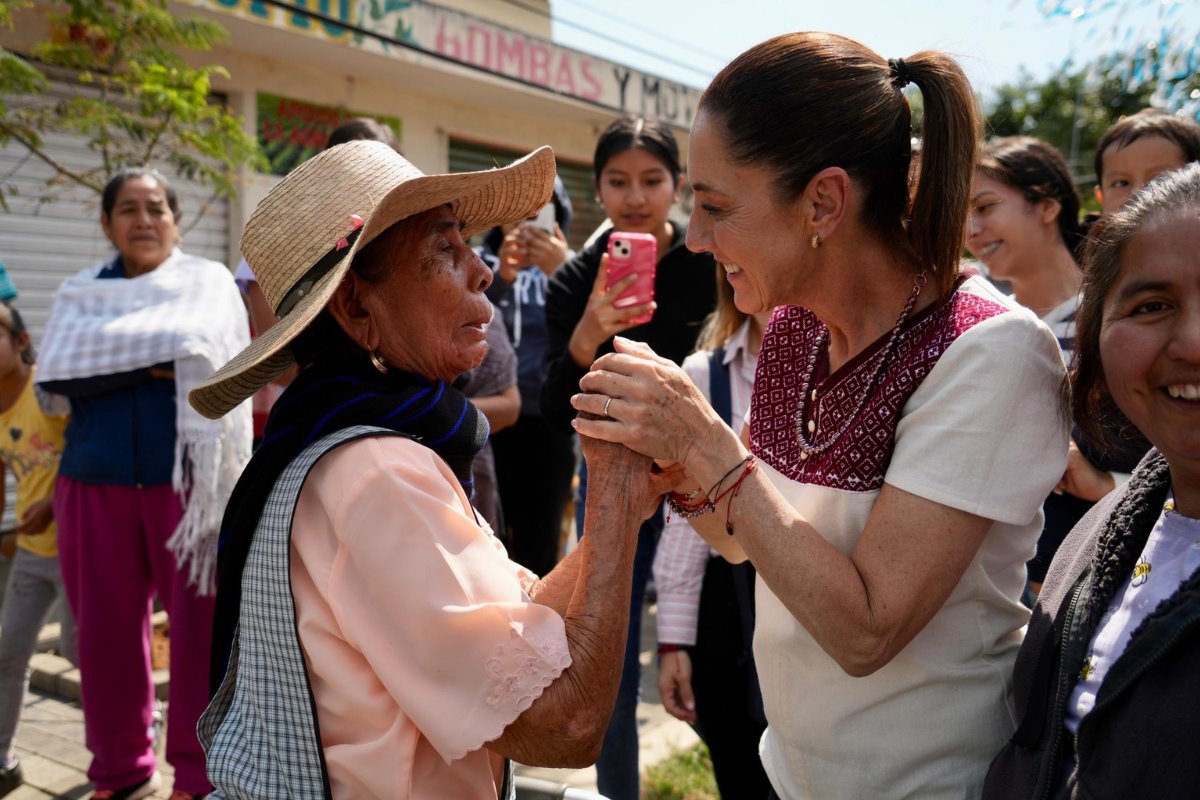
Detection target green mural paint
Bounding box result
[256,92,402,176]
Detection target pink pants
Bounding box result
[55,477,214,794]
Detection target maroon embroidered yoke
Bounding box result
[750,284,1010,492]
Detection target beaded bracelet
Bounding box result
[665,454,756,523]
[664,491,715,519]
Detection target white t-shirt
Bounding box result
[750,275,1069,799]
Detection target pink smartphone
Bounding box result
[606,232,657,326]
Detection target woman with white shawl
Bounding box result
[37,169,251,800]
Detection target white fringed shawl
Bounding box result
[37,249,252,594]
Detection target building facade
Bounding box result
[0,0,703,332]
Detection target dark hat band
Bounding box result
[274,226,363,318]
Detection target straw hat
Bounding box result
[189,140,556,420]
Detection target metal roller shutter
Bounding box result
[447,138,605,252]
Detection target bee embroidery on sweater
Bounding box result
[1132,557,1152,587]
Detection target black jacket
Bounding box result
[540,225,717,431]
[984,449,1200,799]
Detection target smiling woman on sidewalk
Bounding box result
[37,168,251,800]
[985,161,1200,799]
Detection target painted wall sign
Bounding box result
[257,92,402,175]
[187,0,702,127]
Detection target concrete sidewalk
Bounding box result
[12,602,697,797]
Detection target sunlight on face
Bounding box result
[686,112,812,314]
[1099,213,1200,469]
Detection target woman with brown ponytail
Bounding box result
[570,33,1069,798]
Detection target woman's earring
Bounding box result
[811,233,821,249]
[368,349,389,374]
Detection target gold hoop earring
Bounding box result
[368,349,389,374]
[811,234,821,249]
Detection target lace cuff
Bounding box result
[443,623,572,763]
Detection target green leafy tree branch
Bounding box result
[0,0,263,218]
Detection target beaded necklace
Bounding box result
[794,270,927,460]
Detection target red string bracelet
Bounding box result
[665,454,756,525]
[716,457,757,535]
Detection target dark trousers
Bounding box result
[575,459,662,800]
[694,556,770,799]
[492,414,577,577]
[595,518,659,800]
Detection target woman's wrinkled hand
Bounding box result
[1055,439,1116,501]
[571,337,726,468]
[567,255,656,368]
[657,649,697,723]
[578,410,655,521]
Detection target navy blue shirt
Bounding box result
[481,249,554,415]
[50,258,178,486]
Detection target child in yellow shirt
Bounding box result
[0,304,72,797]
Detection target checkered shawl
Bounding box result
[37,250,252,594]
[210,360,489,695]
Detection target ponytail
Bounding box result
[904,52,980,296]
[700,34,979,298]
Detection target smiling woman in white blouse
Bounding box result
[572,32,1069,799]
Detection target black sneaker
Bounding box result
[0,759,22,798]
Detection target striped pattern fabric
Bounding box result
[1040,295,1078,364]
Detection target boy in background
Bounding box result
[1094,108,1200,214]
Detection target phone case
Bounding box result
[606,232,657,326]
[529,202,556,234]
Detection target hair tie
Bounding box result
[888,58,910,89]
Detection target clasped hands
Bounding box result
[572,337,719,517]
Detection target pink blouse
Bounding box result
[289,436,572,798]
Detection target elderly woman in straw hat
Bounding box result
[188,140,654,799]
